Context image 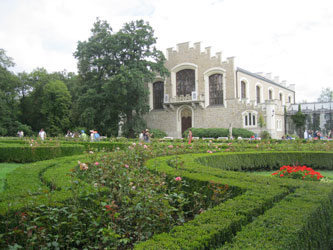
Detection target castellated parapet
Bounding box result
[166,41,234,66]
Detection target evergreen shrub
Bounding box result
[184,128,254,138]
[0,145,85,163]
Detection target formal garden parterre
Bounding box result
[0,138,332,249]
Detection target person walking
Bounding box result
[38,129,46,140]
[80,130,88,141]
[188,129,193,144]
[139,130,144,142]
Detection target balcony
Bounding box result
[163,92,205,110]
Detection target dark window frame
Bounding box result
[153,81,164,110]
[209,74,224,105]
[241,81,246,99]
[176,69,195,96]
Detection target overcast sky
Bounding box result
[1,0,332,102]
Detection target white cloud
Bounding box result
[1,0,333,102]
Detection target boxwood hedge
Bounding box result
[134,151,333,250]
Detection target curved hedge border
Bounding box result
[0,154,106,214]
[134,151,333,250]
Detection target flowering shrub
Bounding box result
[272,165,324,181]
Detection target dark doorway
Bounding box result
[181,108,192,136]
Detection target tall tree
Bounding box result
[291,104,306,138]
[0,49,20,135]
[318,87,333,102]
[74,19,168,137]
[41,80,71,136]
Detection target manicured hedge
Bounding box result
[134,151,333,249]
[196,151,333,171]
[184,128,255,138]
[0,154,105,214]
[0,144,85,163]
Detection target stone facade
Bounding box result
[145,42,295,139]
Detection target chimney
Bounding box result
[288,84,295,91]
[281,80,287,86]
[274,76,279,83]
[265,73,272,80]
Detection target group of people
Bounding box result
[304,130,322,140]
[89,130,100,142]
[139,129,152,143]
[16,130,24,138]
[65,129,100,142]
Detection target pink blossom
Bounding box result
[207,150,213,153]
[132,142,136,146]
[144,145,148,149]
[228,143,232,146]
[189,146,192,149]
[175,176,182,181]
[124,164,129,169]
[168,145,174,149]
[94,162,99,166]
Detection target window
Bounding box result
[243,111,257,127]
[256,86,261,103]
[279,93,283,101]
[153,81,164,109]
[209,74,223,105]
[288,96,291,103]
[241,81,246,99]
[176,69,195,96]
[269,89,273,100]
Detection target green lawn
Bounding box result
[247,169,333,179]
[0,163,23,192]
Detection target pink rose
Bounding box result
[175,176,182,181]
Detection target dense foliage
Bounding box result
[0,19,168,138]
[184,127,254,138]
[74,19,168,137]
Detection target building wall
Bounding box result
[146,42,295,139]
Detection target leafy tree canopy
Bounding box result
[317,87,333,102]
[74,19,169,137]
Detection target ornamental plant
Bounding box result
[272,165,324,181]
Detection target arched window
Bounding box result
[279,93,283,101]
[176,69,195,96]
[269,89,273,100]
[209,74,223,105]
[288,95,292,103]
[153,81,164,109]
[241,81,246,99]
[256,86,261,104]
[243,111,257,127]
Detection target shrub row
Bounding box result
[134,151,333,249]
[0,144,85,163]
[184,128,255,138]
[196,151,333,171]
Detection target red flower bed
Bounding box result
[272,165,324,181]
